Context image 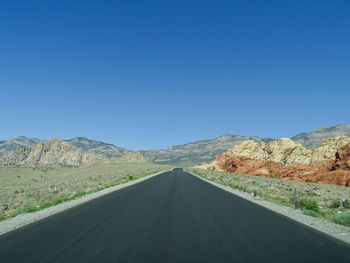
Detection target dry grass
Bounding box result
[186,168,350,226]
[0,163,172,221]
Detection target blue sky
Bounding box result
[1,0,349,150]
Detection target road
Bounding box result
[0,168,349,262]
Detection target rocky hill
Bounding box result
[143,135,274,166]
[0,136,41,157]
[0,139,111,167]
[66,137,126,157]
[292,124,350,149]
[199,136,350,186]
[1,124,349,166]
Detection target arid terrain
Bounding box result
[186,168,350,226]
[0,163,171,221]
[2,124,350,225]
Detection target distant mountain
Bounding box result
[0,138,111,167]
[292,124,350,149]
[143,135,274,166]
[1,124,349,166]
[0,136,41,157]
[67,137,126,157]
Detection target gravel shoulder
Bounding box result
[0,169,169,236]
[187,169,350,245]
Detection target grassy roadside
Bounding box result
[0,163,172,222]
[185,168,350,227]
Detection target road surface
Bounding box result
[0,168,349,262]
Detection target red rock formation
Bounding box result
[210,139,350,186]
[333,143,350,170]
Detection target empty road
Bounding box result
[0,168,349,262]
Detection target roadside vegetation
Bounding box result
[0,163,172,221]
[186,168,350,227]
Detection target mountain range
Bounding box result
[1,124,349,166]
[291,124,350,149]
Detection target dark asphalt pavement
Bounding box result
[0,168,349,262]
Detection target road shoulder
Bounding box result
[187,170,350,245]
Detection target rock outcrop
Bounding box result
[0,138,111,167]
[200,137,350,186]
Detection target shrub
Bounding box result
[73,191,87,198]
[298,198,319,212]
[333,213,350,226]
[18,204,38,214]
[329,199,350,209]
[290,196,299,209]
[329,199,340,208]
[343,199,350,209]
[0,213,7,221]
[303,209,319,217]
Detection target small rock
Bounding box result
[2,204,9,211]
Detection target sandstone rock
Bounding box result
[226,140,268,160]
[311,137,350,163]
[0,139,111,167]
[333,143,350,170]
[202,137,350,186]
[267,138,298,163]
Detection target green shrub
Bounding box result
[73,191,87,198]
[40,202,54,209]
[329,199,350,209]
[303,209,319,217]
[329,199,340,208]
[18,204,38,214]
[298,198,319,212]
[333,213,350,226]
[0,213,7,221]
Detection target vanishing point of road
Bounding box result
[0,168,349,262]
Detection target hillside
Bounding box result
[0,136,41,157]
[0,139,111,167]
[292,124,350,149]
[143,135,274,166]
[67,137,126,157]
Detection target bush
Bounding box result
[298,198,319,212]
[329,199,340,208]
[0,213,7,221]
[329,199,350,209]
[303,209,319,217]
[18,204,38,214]
[343,199,350,209]
[333,213,350,226]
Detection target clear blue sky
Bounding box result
[1,0,349,150]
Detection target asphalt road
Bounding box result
[0,168,349,262]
